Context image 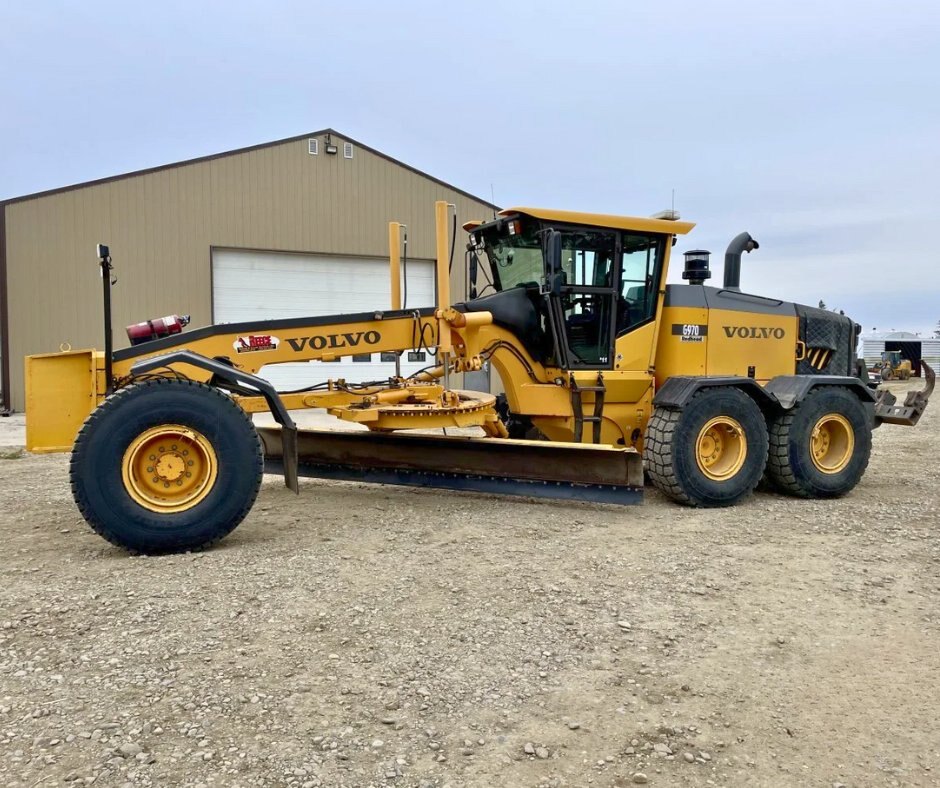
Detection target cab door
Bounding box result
[544,228,619,370]
[605,232,669,419]
[614,232,667,373]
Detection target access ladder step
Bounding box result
[570,373,606,443]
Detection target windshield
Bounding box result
[475,217,544,292]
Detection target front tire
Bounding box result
[70,378,263,554]
[766,386,871,498]
[644,387,769,507]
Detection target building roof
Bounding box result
[0,128,500,210]
[861,331,930,341]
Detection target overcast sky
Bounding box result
[2,1,938,335]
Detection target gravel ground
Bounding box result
[1,379,938,788]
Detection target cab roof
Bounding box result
[463,207,695,235]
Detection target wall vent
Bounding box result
[343,142,354,159]
[308,138,318,155]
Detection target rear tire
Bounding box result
[644,387,768,507]
[70,378,263,554]
[766,386,871,498]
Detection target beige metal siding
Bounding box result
[5,135,494,410]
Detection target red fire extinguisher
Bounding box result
[126,314,191,345]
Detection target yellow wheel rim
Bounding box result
[810,413,854,474]
[695,416,747,481]
[121,425,218,513]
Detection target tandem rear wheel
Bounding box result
[766,386,872,498]
[644,387,769,507]
[70,378,263,554]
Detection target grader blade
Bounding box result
[256,427,644,505]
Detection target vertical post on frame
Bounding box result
[434,201,452,391]
[388,222,402,311]
[388,222,403,379]
[435,201,452,353]
[98,244,114,395]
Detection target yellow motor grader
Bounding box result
[25,202,932,553]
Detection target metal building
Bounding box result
[859,331,940,377]
[0,129,497,412]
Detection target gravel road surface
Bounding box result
[1,379,938,787]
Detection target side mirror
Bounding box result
[543,229,564,295]
[468,249,479,299]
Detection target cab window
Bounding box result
[561,231,615,287]
[618,233,663,335]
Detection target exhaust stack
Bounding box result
[723,232,760,291]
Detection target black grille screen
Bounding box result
[795,305,855,376]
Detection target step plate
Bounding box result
[257,427,643,505]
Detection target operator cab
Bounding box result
[465,208,693,369]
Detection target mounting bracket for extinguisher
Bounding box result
[97,243,115,395]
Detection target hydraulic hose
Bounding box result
[448,213,457,273]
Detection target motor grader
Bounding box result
[25,201,933,554]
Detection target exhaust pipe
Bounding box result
[723,232,760,291]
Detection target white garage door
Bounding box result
[212,248,436,390]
